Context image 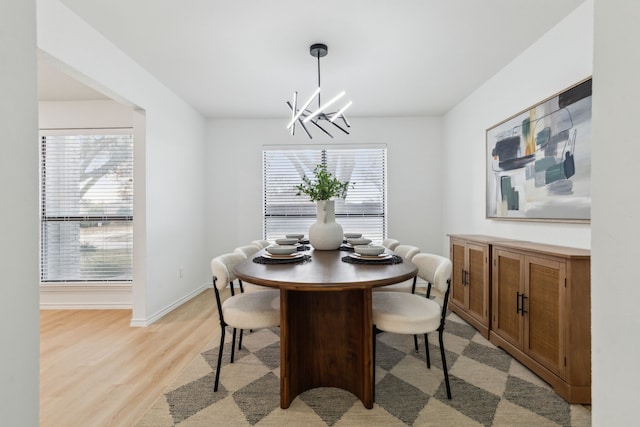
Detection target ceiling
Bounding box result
[38,0,586,118]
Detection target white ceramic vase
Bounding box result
[309,200,344,250]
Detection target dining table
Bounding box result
[233,246,418,409]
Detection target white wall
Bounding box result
[206,116,444,258]
[39,99,133,128]
[0,0,40,424]
[442,1,593,253]
[592,0,640,424]
[37,0,209,324]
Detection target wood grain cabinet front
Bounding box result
[490,241,591,404]
[449,235,495,339]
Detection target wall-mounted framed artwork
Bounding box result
[486,77,592,222]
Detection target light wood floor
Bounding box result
[40,288,219,427]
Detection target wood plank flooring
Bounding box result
[40,288,219,427]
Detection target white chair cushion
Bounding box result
[382,238,400,250]
[211,253,246,289]
[251,240,271,249]
[242,282,272,292]
[222,289,280,330]
[412,253,452,293]
[372,292,441,335]
[373,279,413,293]
[393,245,420,261]
[234,245,261,257]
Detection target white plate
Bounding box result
[275,238,299,245]
[262,252,304,259]
[349,253,392,260]
[285,234,305,240]
[354,245,385,256]
[266,245,298,255]
[347,238,372,246]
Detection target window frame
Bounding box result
[39,128,134,284]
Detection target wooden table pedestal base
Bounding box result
[279,288,374,409]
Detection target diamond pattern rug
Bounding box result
[136,312,591,426]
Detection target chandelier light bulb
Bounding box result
[330,101,353,123]
[303,91,345,123]
[289,91,298,134]
[286,87,321,129]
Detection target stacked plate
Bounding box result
[346,237,372,246]
[275,238,299,245]
[350,244,391,260]
[344,232,362,239]
[285,233,305,241]
[265,245,304,259]
[353,245,384,256]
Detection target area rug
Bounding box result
[136,312,591,426]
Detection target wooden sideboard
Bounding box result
[448,235,591,404]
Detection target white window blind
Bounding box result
[263,147,386,243]
[40,132,133,282]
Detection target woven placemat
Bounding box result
[297,245,311,251]
[339,245,355,252]
[253,254,312,264]
[341,254,403,265]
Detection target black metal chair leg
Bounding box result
[414,334,419,352]
[238,329,244,350]
[214,327,226,392]
[230,328,237,363]
[438,328,451,399]
[424,333,431,368]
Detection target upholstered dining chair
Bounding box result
[375,244,421,349]
[210,253,280,392]
[233,245,271,292]
[251,239,271,249]
[372,253,453,399]
[234,244,261,257]
[373,244,420,293]
[382,238,400,251]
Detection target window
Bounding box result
[263,146,386,242]
[40,131,133,282]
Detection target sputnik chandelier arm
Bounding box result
[286,43,352,139]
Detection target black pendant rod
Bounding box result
[310,43,328,110]
[317,50,321,108]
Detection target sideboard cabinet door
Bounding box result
[449,236,491,339]
[491,248,523,349]
[524,255,566,378]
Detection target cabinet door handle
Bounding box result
[516,292,522,314]
[461,269,467,285]
[521,294,528,315]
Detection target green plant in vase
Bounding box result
[295,164,353,250]
[295,164,351,201]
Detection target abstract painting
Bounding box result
[486,78,591,222]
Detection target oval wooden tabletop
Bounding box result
[234,248,418,291]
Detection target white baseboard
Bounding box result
[40,284,132,309]
[129,283,212,327]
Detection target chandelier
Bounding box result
[286,43,352,138]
